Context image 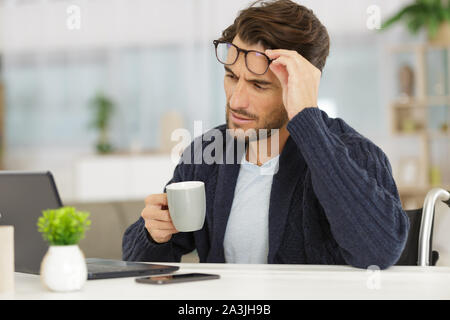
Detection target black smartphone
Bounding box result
[135,273,220,285]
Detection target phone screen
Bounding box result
[135,273,220,284]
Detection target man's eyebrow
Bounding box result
[224,66,236,77]
[224,66,273,86]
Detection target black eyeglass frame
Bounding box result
[213,40,274,75]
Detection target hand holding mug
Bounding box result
[142,193,178,244]
[142,181,206,244]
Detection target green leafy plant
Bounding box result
[37,207,91,246]
[381,0,450,38]
[89,91,115,154]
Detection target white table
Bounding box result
[4,263,450,300]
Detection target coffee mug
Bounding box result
[166,181,206,232]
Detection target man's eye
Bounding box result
[254,83,265,90]
[226,74,236,80]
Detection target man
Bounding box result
[122,0,409,269]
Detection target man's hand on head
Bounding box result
[265,49,321,120]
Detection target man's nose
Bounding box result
[229,77,250,111]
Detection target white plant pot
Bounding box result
[40,245,87,292]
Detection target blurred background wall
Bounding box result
[0,0,449,263]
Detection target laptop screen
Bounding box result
[0,171,62,274]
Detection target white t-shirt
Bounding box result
[223,153,280,263]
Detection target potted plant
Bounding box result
[37,206,91,292]
[89,91,115,154]
[381,0,450,45]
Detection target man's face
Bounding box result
[224,35,288,140]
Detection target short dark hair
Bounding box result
[219,0,330,72]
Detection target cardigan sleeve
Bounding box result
[122,145,199,262]
[287,107,409,269]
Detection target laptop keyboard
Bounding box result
[85,259,179,279]
[87,263,155,273]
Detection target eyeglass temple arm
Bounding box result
[418,188,450,266]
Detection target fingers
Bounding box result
[270,54,300,77]
[145,193,168,207]
[141,206,172,222]
[141,196,178,244]
[266,49,305,65]
[266,49,321,76]
[148,219,177,231]
[268,52,322,91]
[266,48,297,57]
[145,219,178,235]
[145,222,178,244]
[269,56,294,88]
[150,230,172,243]
[266,49,301,72]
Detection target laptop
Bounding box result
[0,171,179,280]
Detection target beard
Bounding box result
[225,102,289,142]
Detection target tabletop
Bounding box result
[3,263,450,300]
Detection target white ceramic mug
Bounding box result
[0,226,15,293]
[166,181,206,232]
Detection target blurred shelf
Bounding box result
[398,185,430,195]
[392,96,450,107]
[389,43,450,207]
[398,185,450,195]
[388,43,450,53]
[428,131,450,139]
[391,131,426,137]
[398,185,450,211]
[391,130,449,137]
